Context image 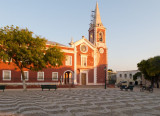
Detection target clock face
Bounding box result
[99,48,104,54]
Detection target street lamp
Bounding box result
[104,66,107,89]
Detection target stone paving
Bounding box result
[0,88,160,116]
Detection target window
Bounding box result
[65,55,72,66]
[124,74,127,78]
[52,72,58,81]
[81,55,87,67]
[21,71,29,81]
[130,74,132,79]
[80,44,88,53]
[3,70,11,81]
[90,33,93,43]
[120,74,122,78]
[37,72,44,81]
[99,32,103,42]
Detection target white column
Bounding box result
[94,27,97,46]
[94,49,97,85]
[74,45,77,84]
[106,48,108,81]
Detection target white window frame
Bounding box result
[21,71,29,81]
[52,72,58,81]
[81,55,87,67]
[37,72,44,81]
[65,55,72,66]
[3,70,11,81]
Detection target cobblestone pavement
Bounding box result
[0,88,160,116]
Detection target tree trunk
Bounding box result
[157,76,159,88]
[151,77,154,88]
[21,70,27,91]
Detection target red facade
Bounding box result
[0,3,108,87]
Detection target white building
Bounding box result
[116,70,142,86]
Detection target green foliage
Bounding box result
[0,25,64,70]
[44,46,64,67]
[137,56,160,87]
[137,59,151,81]
[148,56,160,76]
[133,72,142,81]
[0,25,64,90]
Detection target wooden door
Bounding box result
[81,73,86,85]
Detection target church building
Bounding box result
[0,3,108,87]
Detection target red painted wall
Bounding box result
[0,46,74,84]
[97,48,107,83]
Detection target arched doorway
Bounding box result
[135,81,138,85]
[63,70,73,85]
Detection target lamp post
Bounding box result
[104,66,107,89]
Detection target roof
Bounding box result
[116,70,139,73]
[46,41,66,46]
[73,37,96,49]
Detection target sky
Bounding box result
[0,0,160,71]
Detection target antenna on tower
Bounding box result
[91,10,95,20]
[90,10,95,28]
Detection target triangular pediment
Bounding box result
[73,38,96,50]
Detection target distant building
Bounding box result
[108,70,116,84]
[116,70,142,85]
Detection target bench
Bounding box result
[0,85,6,92]
[41,85,57,91]
[125,85,134,91]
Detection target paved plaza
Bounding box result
[0,87,160,116]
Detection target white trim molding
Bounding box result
[80,70,88,85]
[74,38,95,50]
[21,71,29,81]
[74,46,77,84]
[65,55,72,66]
[80,44,88,53]
[81,55,87,67]
[62,49,74,53]
[52,72,58,81]
[63,70,74,84]
[3,70,11,81]
[94,49,97,85]
[37,72,44,81]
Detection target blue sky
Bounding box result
[0,0,160,71]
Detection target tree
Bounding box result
[133,72,142,81]
[137,56,160,88]
[148,56,160,88]
[0,25,64,91]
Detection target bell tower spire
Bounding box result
[88,2,106,47]
[88,2,108,86]
[94,2,103,27]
